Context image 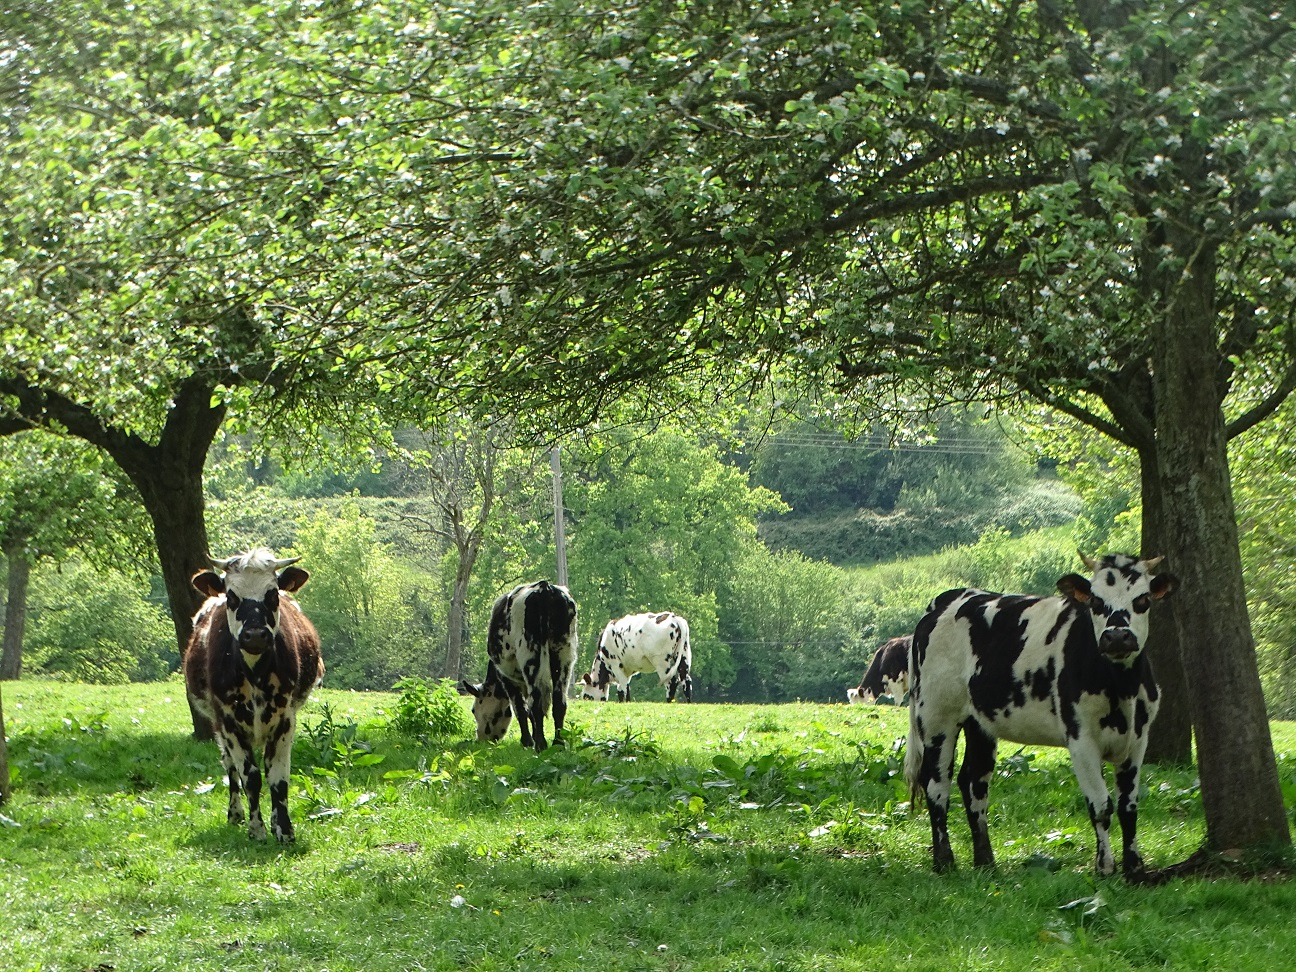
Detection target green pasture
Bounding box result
[2,681,1295,972]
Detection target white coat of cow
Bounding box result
[580,612,692,703]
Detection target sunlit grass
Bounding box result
[1,681,1294,971]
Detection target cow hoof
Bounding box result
[227,809,245,826]
[248,820,267,841]
[274,828,296,844]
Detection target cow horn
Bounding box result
[273,556,303,569]
[209,555,237,571]
[1140,555,1164,572]
[1078,550,1099,571]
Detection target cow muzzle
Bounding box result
[239,626,273,653]
[1098,627,1139,661]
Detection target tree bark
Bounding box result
[1150,242,1290,850]
[1137,448,1193,765]
[103,382,222,739]
[0,543,30,681]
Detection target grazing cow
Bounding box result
[184,548,323,842]
[579,611,693,703]
[847,635,911,704]
[462,580,577,752]
[904,553,1177,880]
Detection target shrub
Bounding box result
[389,677,470,738]
[25,560,176,682]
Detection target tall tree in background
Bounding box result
[396,422,540,680]
[1,2,377,732]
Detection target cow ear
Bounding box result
[278,566,310,593]
[1056,573,1092,603]
[581,673,592,685]
[192,571,225,598]
[1150,573,1178,600]
[460,680,482,698]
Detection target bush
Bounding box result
[25,560,176,683]
[389,677,470,738]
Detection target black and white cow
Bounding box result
[579,611,693,703]
[184,548,324,842]
[904,553,1177,880]
[847,635,911,704]
[462,580,577,752]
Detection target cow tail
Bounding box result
[903,610,935,808]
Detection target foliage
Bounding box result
[23,561,175,683]
[565,427,786,698]
[388,677,471,739]
[0,433,151,569]
[1232,397,1296,719]
[719,545,851,702]
[292,501,441,690]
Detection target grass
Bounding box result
[2,680,1295,971]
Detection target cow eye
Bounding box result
[1132,594,1151,613]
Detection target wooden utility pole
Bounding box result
[551,447,568,587]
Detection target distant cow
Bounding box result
[579,612,693,703]
[904,553,1177,881]
[462,580,577,751]
[847,635,911,704]
[184,548,323,843]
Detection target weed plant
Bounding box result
[1,681,1293,971]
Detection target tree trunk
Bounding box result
[98,379,224,740]
[444,568,469,680]
[1150,244,1291,850]
[1137,449,1193,765]
[0,543,31,681]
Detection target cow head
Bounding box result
[579,669,612,702]
[191,548,310,660]
[1056,552,1178,664]
[460,676,513,742]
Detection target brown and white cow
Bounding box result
[462,580,577,752]
[847,635,911,704]
[184,548,323,842]
[579,612,692,703]
[904,553,1176,881]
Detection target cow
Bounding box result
[579,611,693,703]
[183,548,323,843]
[904,552,1177,881]
[461,580,577,752]
[847,635,911,704]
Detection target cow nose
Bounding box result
[1099,628,1138,657]
[240,627,272,651]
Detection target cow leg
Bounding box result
[527,679,548,751]
[622,679,631,703]
[502,681,533,748]
[265,714,297,843]
[549,649,570,746]
[919,729,960,872]
[957,720,998,868]
[1115,759,1147,881]
[216,734,245,826]
[1067,741,1116,876]
[222,719,266,840]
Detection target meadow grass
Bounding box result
[2,680,1294,972]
